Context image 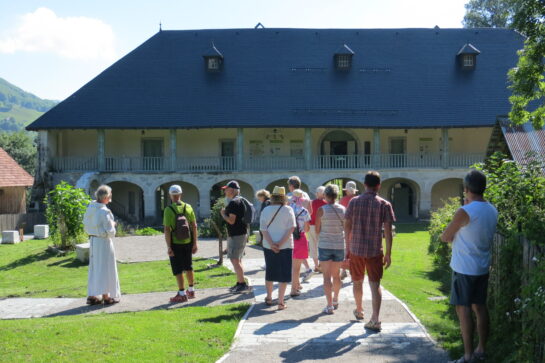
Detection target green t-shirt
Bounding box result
[163,201,196,245]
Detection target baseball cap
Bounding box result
[221,180,240,190]
[169,185,183,195]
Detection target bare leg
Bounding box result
[278,282,287,305]
[230,258,245,284]
[185,270,194,286]
[369,281,382,322]
[321,261,333,306]
[331,261,342,303]
[302,259,310,270]
[291,259,302,292]
[175,273,185,290]
[265,280,274,301]
[313,258,320,271]
[472,304,489,354]
[353,279,364,314]
[456,305,474,361]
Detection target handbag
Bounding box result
[292,209,304,240]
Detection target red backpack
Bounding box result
[169,203,190,240]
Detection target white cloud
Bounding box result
[0,7,116,60]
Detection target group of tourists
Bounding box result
[83,168,498,362]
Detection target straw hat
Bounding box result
[343,181,358,192]
[272,186,286,196]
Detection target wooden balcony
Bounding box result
[50,153,485,173]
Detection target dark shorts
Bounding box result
[349,254,384,282]
[450,271,489,306]
[264,248,292,283]
[169,243,193,275]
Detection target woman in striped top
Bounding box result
[315,184,346,314]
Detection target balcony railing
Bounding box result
[50,153,485,173]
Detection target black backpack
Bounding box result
[236,197,257,225]
[168,203,190,240]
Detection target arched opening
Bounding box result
[107,181,144,224]
[321,178,364,200]
[320,130,358,155]
[431,178,463,211]
[157,181,200,219]
[265,179,310,196]
[210,180,255,209]
[380,178,420,221]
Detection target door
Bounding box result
[392,183,413,220]
[389,137,406,167]
[142,139,163,171]
[221,140,235,170]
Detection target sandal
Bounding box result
[277,303,287,311]
[265,297,275,306]
[353,309,364,320]
[290,291,301,297]
[103,297,120,305]
[332,300,339,310]
[364,320,382,332]
[86,296,102,305]
[322,306,334,315]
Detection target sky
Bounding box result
[0,0,469,101]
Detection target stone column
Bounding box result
[304,128,313,170]
[441,128,449,169]
[143,187,158,225]
[237,128,244,171]
[97,129,105,171]
[419,187,432,220]
[373,128,381,168]
[170,129,177,171]
[199,187,212,218]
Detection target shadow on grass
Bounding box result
[196,304,248,323]
[0,250,54,272]
[47,258,87,269]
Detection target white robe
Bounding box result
[83,201,120,298]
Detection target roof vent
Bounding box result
[203,42,223,72]
[255,22,265,29]
[334,44,354,71]
[457,43,480,70]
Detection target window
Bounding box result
[290,140,304,158]
[208,57,220,71]
[336,54,352,70]
[463,54,474,67]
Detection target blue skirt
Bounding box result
[263,248,292,283]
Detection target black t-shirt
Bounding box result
[225,198,247,237]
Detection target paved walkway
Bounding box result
[220,257,448,362]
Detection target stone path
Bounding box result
[220,257,448,362]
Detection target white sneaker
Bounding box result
[302,269,314,282]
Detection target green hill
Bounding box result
[0,77,58,131]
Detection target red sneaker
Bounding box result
[169,294,188,303]
[186,290,195,299]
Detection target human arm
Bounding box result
[164,226,174,257]
[103,210,117,238]
[383,222,393,269]
[315,207,324,234]
[221,202,238,225]
[191,221,198,254]
[272,227,295,252]
[440,208,469,243]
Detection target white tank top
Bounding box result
[450,201,498,276]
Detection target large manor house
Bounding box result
[27,27,523,224]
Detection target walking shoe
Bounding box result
[322,306,334,315]
[364,320,381,332]
[228,284,239,292]
[232,283,251,294]
[169,294,188,303]
[302,269,314,282]
[186,290,195,299]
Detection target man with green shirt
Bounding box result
[163,185,198,303]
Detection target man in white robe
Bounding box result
[83,185,121,305]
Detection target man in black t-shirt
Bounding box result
[220,180,250,293]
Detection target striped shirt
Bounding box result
[318,203,346,250]
[345,191,395,257]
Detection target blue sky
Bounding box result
[0,0,468,100]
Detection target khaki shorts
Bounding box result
[227,234,247,260]
[307,225,319,259]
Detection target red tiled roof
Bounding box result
[0,148,34,187]
[500,120,545,165]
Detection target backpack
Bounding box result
[236,197,256,225]
[168,203,191,240]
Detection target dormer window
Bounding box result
[203,43,223,72]
[457,43,480,70]
[334,44,355,71]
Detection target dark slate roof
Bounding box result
[27,28,524,130]
[203,43,223,57]
[335,44,355,55]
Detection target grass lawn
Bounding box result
[381,223,462,358]
[0,303,248,362]
[0,239,234,298]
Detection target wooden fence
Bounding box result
[0,213,46,233]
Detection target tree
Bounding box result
[462,0,517,28]
[0,131,37,175]
[508,0,545,129]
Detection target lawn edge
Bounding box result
[216,302,256,363]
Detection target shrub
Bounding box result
[428,197,460,271]
[44,181,91,250]
[135,227,162,236]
